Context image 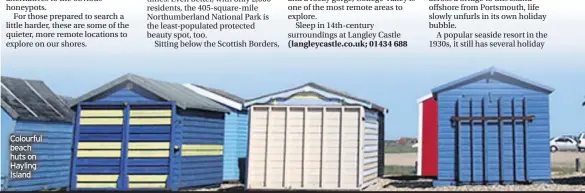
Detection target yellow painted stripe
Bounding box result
[128,142,170,149]
[129,118,171,125]
[78,142,122,150]
[130,110,172,117]
[128,150,169,158]
[77,150,121,157]
[182,144,223,150]
[80,118,123,125]
[77,183,117,188]
[129,183,166,188]
[128,175,168,182]
[77,175,118,182]
[291,94,320,99]
[80,110,123,117]
[181,150,223,156]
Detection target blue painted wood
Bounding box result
[120,104,130,190]
[94,84,162,103]
[222,111,249,182]
[1,109,73,191]
[178,109,225,189]
[168,102,178,191]
[431,67,554,94]
[76,166,120,174]
[9,181,70,191]
[363,109,380,186]
[71,84,226,191]
[236,112,249,183]
[433,77,552,186]
[71,104,124,191]
[69,105,81,191]
[1,110,16,190]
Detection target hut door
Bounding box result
[73,104,126,190]
[124,104,174,190]
[72,103,174,190]
[452,97,533,185]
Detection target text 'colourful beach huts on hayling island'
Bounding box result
[67,74,232,191]
[244,82,387,190]
[427,67,554,187]
[1,76,75,191]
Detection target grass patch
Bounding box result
[385,165,415,176]
[384,143,417,153]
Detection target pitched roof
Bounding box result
[68,74,231,113]
[192,84,245,103]
[59,95,74,103]
[183,84,245,111]
[1,76,74,123]
[431,67,554,94]
[245,82,386,112]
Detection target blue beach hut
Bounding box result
[183,84,249,183]
[67,74,231,191]
[1,76,74,191]
[431,67,554,186]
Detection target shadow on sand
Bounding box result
[380,174,585,188]
[218,186,246,192]
[380,175,435,189]
[552,175,585,185]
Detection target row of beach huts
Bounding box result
[0,67,557,191]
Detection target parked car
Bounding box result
[577,132,585,152]
[550,136,578,152]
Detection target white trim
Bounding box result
[244,85,372,109]
[417,93,433,103]
[182,84,242,111]
[1,83,38,117]
[24,80,64,119]
[416,99,423,176]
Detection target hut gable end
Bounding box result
[68,74,230,113]
[89,80,164,103]
[244,82,386,112]
[431,67,554,96]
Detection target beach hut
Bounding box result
[416,94,438,177]
[244,82,386,190]
[431,67,554,186]
[183,84,249,183]
[67,74,231,191]
[1,76,75,191]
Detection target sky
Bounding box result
[1,0,585,139]
[2,52,584,140]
